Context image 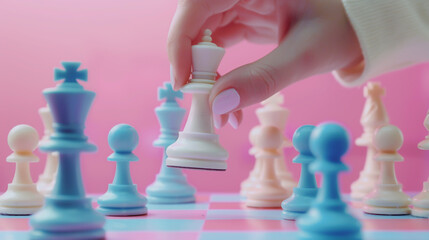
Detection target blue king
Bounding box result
[30,62,105,240]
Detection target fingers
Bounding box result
[213,113,229,129]
[167,0,239,90]
[228,110,243,129]
[209,20,326,115]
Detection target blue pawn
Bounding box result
[30,62,105,240]
[282,125,318,220]
[97,124,147,216]
[146,82,196,204]
[297,123,362,240]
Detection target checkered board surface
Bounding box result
[0,193,428,240]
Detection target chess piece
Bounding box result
[246,126,290,208]
[98,124,147,215]
[363,125,411,215]
[30,62,105,240]
[297,123,362,240]
[412,111,429,218]
[256,93,296,191]
[146,82,196,204]
[282,125,318,220]
[240,126,262,196]
[351,82,389,200]
[37,106,59,195]
[166,29,228,171]
[0,125,44,215]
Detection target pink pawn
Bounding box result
[246,126,291,208]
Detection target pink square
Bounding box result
[196,194,210,203]
[0,218,30,231]
[203,219,297,231]
[363,219,429,231]
[106,231,200,240]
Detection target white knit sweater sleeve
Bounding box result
[333,0,429,87]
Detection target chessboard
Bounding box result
[1,193,428,240]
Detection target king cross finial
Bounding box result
[158,82,183,103]
[54,62,88,84]
[261,92,284,107]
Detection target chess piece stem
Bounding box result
[113,162,133,185]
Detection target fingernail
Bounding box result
[213,114,221,129]
[212,89,240,115]
[170,64,176,88]
[228,113,239,129]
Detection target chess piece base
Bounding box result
[298,231,362,240]
[146,175,196,204]
[31,229,105,240]
[297,207,362,240]
[97,184,147,216]
[166,132,228,171]
[281,187,318,220]
[97,206,147,216]
[246,182,289,208]
[363,184,411,215]
[363,205,410,215]
[350,171,378,201]
[30,197,105,240]
[282,210,304,220]
[411,181,429,218]
[411,207,429,218]
[0,206,42,215]
[0,183,44,215]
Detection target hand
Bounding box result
[168,0,362,128]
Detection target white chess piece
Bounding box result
[257,93,296,191]
[246,126,291,208]
[240,126,262,196]
[166,29,228,170]
[351,82,389,200]
[0,125,44,215]
[37,106,59,195]
[412,111,429,217]
[363,125,411,215]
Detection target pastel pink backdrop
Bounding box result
[0,1,428,194]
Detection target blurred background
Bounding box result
[0,0,428,194]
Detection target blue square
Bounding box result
[105,218,204,231]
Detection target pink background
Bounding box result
[0,1,428,194]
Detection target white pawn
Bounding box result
[240,126,262,196]
[412,111,429,218]
[37,106,59,195]
[246,126,291,208]
[0,125,44,215]
[363,125,411,215]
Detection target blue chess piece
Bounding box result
[146,82,196,204]
[97,124,147,216]
[30,62,105,240]
[297,123,362,240]
[282,125,318,220]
